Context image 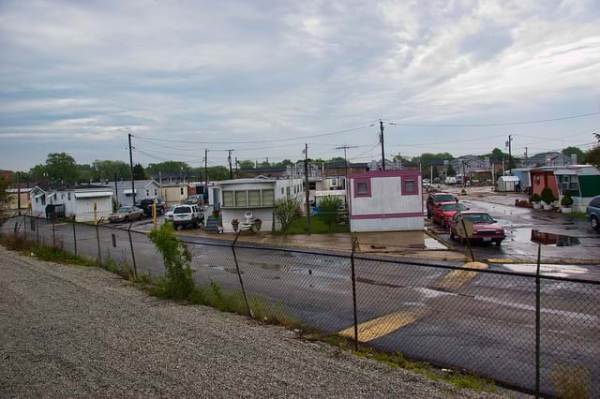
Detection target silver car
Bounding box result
[109,206,144,223]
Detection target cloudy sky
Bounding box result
[1,0,599,170]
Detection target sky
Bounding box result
[1,0,599,171]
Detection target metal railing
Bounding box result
[2,215,599,397]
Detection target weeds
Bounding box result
[306,333,496,393]
[550,365,590,399]
[0,234,96,267]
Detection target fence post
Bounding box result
[52,219,56,248]
[72,222,78,256]
[127,223,138,279]
[535,243,541,398]
[231,232,253,318]
[460,215,475,262]
[350,235,359,351]
[95,223,102,265]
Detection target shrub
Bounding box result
[318,196,343,232]
[530,193,541,203]
[541,187,555,204]
[274,197,301,235]
[561,193,573,207]
[148,222,195,300]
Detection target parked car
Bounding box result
[586,195,600,232]
[171,204,203,229]
[449,211,505,246]
[108,206,144,223]
[445,176,457,185]
[164,205,176,222]
[426,192,458,218]
[432,202,466,227]
[138,198,166,217]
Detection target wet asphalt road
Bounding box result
[5,218,599,396]
[429,197,600,264]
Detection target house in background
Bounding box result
[527,151,572,167]
[108,180,160,207]
[31,185,114,222]
[216,177,305,233]
[530,165,600,211]
[160,183,188,206]
[348,170,423,232]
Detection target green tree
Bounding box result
[132,163,147,180]
[585,133,600,169]
[77,164,95,183]
[489,148,504,162]
[237,160,255,170]
[274,197,301,235]
[562,146,586,164]
[447,164,456,177]
[0,175,8,205]
[207,166,230,181]
[318,196,342,232]
[45,152,78,184]
[28,164,47,181]
[93,160,130,181]
[146,161,192,178]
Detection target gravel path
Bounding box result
[0,246,508,398]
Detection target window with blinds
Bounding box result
[248,190,261,206]
[223,191,234,207]
[235,191,247,207]
[262,189,274,206]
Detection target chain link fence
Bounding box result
[1,215,599,397]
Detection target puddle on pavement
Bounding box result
[424,238,447,250]
[508,228,581,247]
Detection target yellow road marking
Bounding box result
[338,309,429,342]
[435,261,488,291]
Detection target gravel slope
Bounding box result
[0,246,507,398]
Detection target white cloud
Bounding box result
[0,0,599,169]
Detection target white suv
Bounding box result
[171,205,203,229]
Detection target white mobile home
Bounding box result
[107,180,161,207]
[216,177,305,233]
[30,185,113,222]
[349,170,423,232]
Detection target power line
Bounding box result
[385,111,600,128]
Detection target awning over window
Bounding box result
[74,191,113,199]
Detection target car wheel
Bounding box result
[592,216,600,232]
[450,230,455,240]
[494,239,503,246]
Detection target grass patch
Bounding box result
[307,333,496,393]
[280,216,349,235]
[550,365,590,399]
[568,211,588,221]
[0,234,96,267]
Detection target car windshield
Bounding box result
[441,203,464,212]
[462,213,494,224]
[117,207,131,213]
[174,207,191,214]
[434,194,455,202]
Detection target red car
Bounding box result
[449,211,505,246]
[426,192,458,218]
[432,202,466,227]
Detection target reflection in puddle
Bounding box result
[530,230,580,247]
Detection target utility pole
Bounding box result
[430,165,433,183]
[204,149,208,203]
[235,157,239,177]
[16,172,21,216]
[335,145,358,189]
[304,144,311,234]
[508,134,513,175]
[525,146,528,168]
[113,172,119,208]
[227,150,234,179]
[379,120,386,171]
[128,132,136,206]
[462,161,466,189]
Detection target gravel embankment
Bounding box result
[0,246,509,398]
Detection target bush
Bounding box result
[148,222,195,300]
[318,196,343,232]
[274,197,301,235]
[541,187,555,204]
[530,193,541,203]
[561,193,573,207]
